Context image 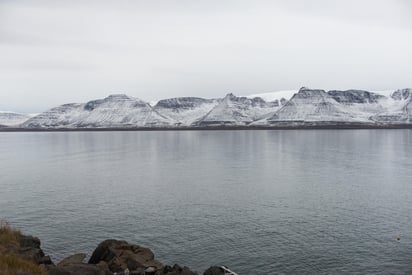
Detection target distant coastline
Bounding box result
[2,123,412,132]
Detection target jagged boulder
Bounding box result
[87,240,199,275]
[17,235,53,266]
[1,223,202,275]
[88,239,163,272]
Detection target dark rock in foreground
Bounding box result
[44,239,199,275]
[1,224,237,275]
[88,239,163,272]
[57,253,87,266]
[17,235,54,267]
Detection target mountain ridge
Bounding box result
[3,87,412,129]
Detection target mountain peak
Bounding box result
[223,93,236,99]
[298,87,325,93]
[328,90,385,104]
[104,94,134,101]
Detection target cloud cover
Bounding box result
[0,0,411,112]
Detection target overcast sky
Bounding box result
[1,0,411,112]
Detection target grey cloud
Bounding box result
[0,0,411,112]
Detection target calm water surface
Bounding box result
[1,130,412,274]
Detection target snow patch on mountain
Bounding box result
[0,111,34,126]
[371,88,412,123]
[153,97,219,126]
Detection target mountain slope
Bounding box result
[0,111,33,126]
[260,88,354,124]
[194,93,280,126]
[260,88,403,125]
[371,88,412,123]
[22,94,175,128]
[326,89,388,122]
[153,97,219,126]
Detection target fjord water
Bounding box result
[1,130,412,274]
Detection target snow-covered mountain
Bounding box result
[22,94,175,128]
[0,111,33,126]
[193,93,280,126]
[371,88,412,124]
[253,87,411,126]
[153,97,219,126]
[261,88,353,124]
[10,87,412,129]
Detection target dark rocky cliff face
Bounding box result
[328,90,384,104]
[84,99,105,111]
[391,88,411,101]
[84,95,147,111]
[293,87,328,98]
[154,97,216,110]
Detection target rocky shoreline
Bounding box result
[0,224,236,275]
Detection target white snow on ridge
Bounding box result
[245,90,296,102]
[149,100,159,107]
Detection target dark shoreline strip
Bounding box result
[1,124,412,132]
